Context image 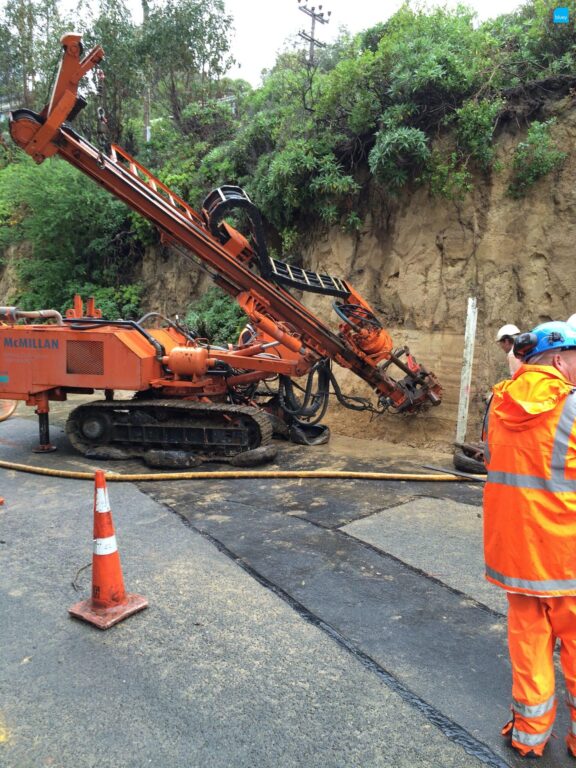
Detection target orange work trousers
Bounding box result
[507,593,576,757]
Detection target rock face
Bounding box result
[298,98,576,447]
[136,243,210,317]
[0,243,31,304]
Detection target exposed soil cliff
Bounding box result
[295,91,576,449]
[136,242,211,317]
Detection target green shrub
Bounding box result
[185,286,246,344]
[368,127,430,190]
[0,157,143,312]
[128,212,159,246]
[423,151,473,200]
[343,211,363,232]
[279,227,300,254]
[62,283,144,319]
[382,6,490,109]
[198,144,239,190]
[455,99,504,170]
[508,119,567,198]
[484,1,576,84]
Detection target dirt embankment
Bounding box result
[298,90,576,448]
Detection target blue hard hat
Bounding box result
[514,321,576,362]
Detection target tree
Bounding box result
[138,0,235,134]
[0,0,67,110]
[76,0,141,145]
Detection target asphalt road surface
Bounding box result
[1,409,574,767]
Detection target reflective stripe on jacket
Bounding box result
[484,365,576,596]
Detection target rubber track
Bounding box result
[66,400,273,458]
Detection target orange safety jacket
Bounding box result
[484,364,576,596]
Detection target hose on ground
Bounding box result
[0,457,477,483]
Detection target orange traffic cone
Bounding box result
[69,470,148,629]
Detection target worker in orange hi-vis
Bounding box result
[484,320,576,759]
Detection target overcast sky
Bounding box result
[223,0,527,85]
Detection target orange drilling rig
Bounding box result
[3,33,442,466]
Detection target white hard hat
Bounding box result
[496,324,521,341]
[567,314,576,328]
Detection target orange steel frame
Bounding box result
[7,33,441,414]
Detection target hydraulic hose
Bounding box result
[0,457,477,483]
[279,362,331,425]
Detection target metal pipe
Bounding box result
[0,307,64,325]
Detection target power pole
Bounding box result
[297,2,331,66]
[142,0,151,143]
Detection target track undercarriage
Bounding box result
[65,400,275,467]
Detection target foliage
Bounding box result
[180,100,236,144]
[483,0,576,85]
[279,227,300,254]
[508,119,567,198]
[128,212,159,246]
[314,50,385,136]
[423,151,473,200]
[185,286,246,344]
[0,157,143,313]
[243,139,358,229]
[369,127,430,191]
[454,99,504,171]
[1,0,575,327]
[0,0,69,111]
[77,0,142,144]
[383,6,490,112]
[64,282,143,319]
[138,0,235,133]
[200,111,276,186]
[343,211,363,232]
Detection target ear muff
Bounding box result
[514,325,576,362]
[513,332,538,360]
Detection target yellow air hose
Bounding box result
[0,458,480,483]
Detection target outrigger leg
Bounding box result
[32,394,57,453]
